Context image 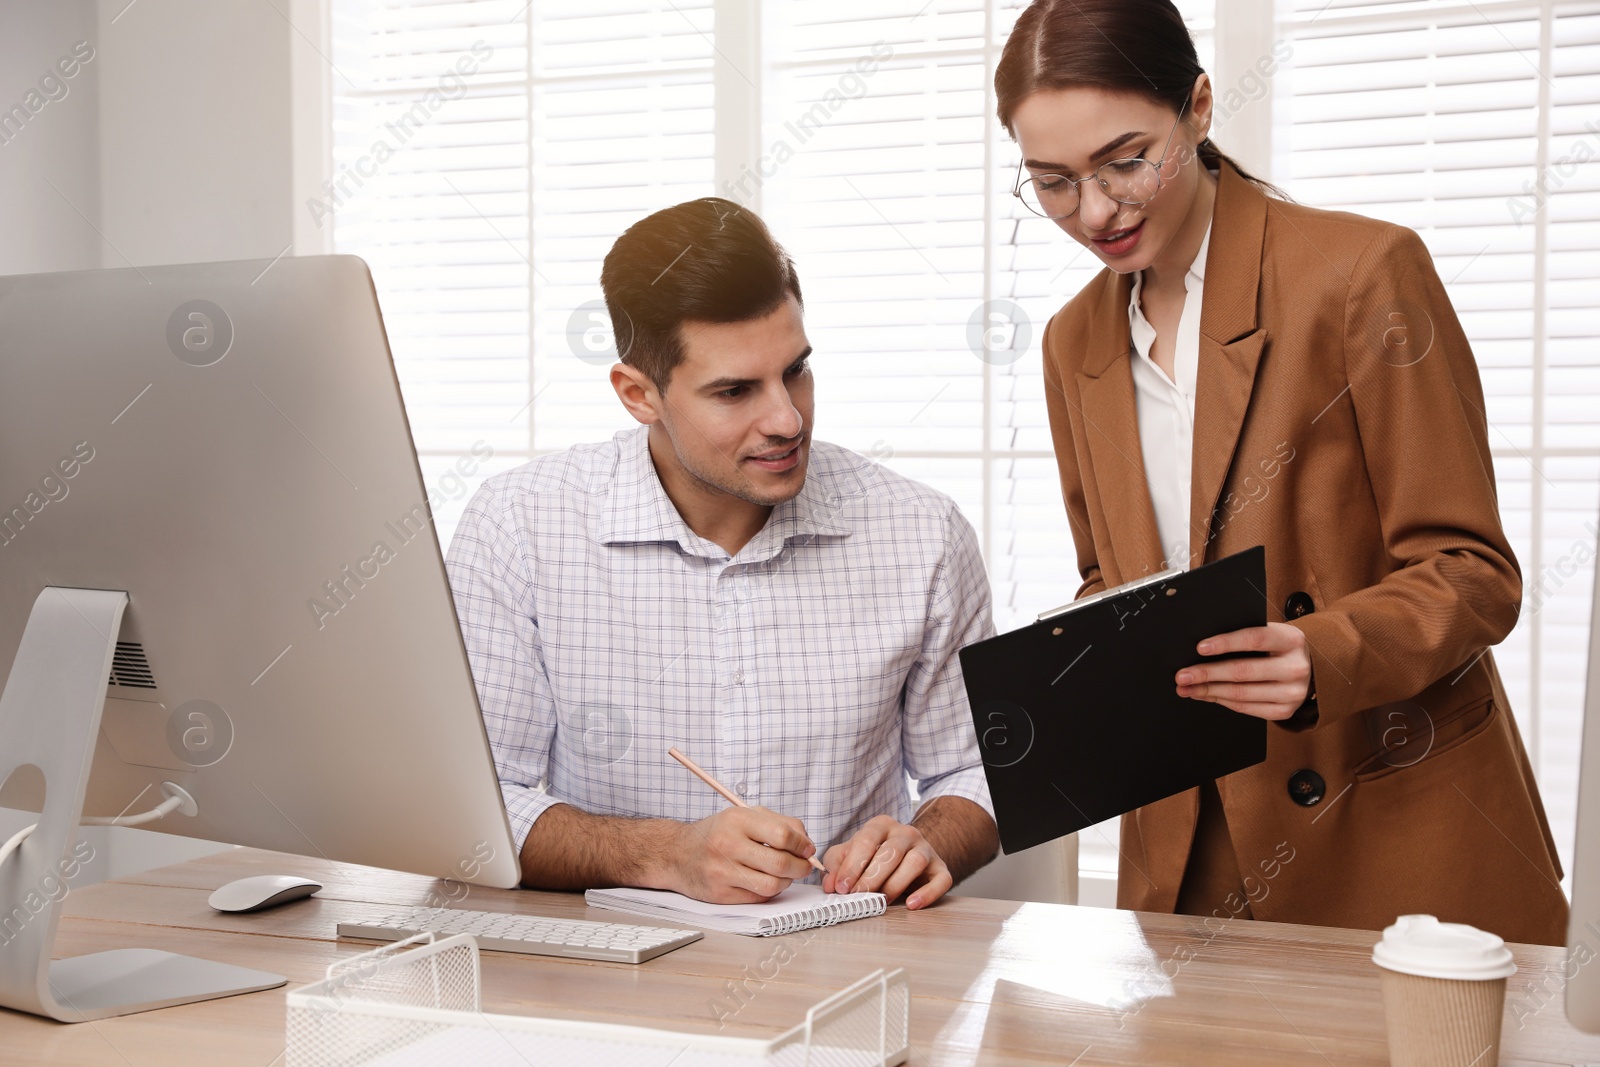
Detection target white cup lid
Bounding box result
[1371,914,1518,981]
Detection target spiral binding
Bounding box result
[761,895,883,936]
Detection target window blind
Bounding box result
[1541,6,1600,875]
[328,0,533,537]
[329,0,713,540]
[527,3,715,453]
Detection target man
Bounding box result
[447,197,997,909]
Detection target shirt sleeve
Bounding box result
[900,502,998,821]
[445,482,564,856]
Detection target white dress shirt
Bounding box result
[1128,220,1212,571]
[445,426,996,860]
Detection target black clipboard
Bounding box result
[960,545,1268,854]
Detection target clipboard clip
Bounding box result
[1037,566,1185,623]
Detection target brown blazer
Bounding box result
[1040,161,1570,945]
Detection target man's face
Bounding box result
[651,294,814,509]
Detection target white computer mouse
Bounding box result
[208,874,323,913]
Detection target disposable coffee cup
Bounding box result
[1371,914,1517,1067]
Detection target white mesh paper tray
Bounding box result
[285,933,910,1067]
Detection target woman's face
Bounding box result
[1009,82,1211,274]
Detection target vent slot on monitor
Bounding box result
[108,642,157,689]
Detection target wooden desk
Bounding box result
[5,847,1598,1065]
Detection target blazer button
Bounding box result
[1284,591,1316,619]
[1288,769,1326,807]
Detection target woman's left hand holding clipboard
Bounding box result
[1174,622,1312,720]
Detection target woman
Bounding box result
[998,0,1568,944]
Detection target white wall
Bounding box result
[1,0,296,273]
[94,0,294,267]
[0,0,102,275]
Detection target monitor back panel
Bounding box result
[0,256,520,888]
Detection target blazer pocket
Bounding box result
[1352,694,1496,782]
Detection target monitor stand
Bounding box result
[0,587,285,1022]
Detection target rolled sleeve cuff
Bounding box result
[917,766,995,823]
[501,782,562,857]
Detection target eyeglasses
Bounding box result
[1013,97,1191,220]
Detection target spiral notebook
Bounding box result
[584,884,886,937]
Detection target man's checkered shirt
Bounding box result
[445,426,996,861]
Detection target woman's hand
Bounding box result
[1176,621,1311,721]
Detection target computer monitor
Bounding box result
[1570,502,1600,1031]
[0,256,520,1019]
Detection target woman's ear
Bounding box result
[1189,72,1215,143]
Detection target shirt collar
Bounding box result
[596,427,701,548]
[1190,220,1211,284]
[597,427,853,557]
[759,457,856,542]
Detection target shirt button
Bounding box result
[732,669,744,685]
[735,782,748,797]
[1288,769,1326,807]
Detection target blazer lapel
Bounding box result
[1076,271,1166,581]
[1189,162,1271,565]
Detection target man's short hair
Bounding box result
[599,197,803,392]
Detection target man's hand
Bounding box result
[666,806,819,905]
[1176,621,1312,721]
[821,815,951,910]
[520,798,993,909]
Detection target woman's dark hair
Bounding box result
[996,0,1285,198]
[600,197,803,392]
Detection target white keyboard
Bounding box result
[337,907,703,964]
